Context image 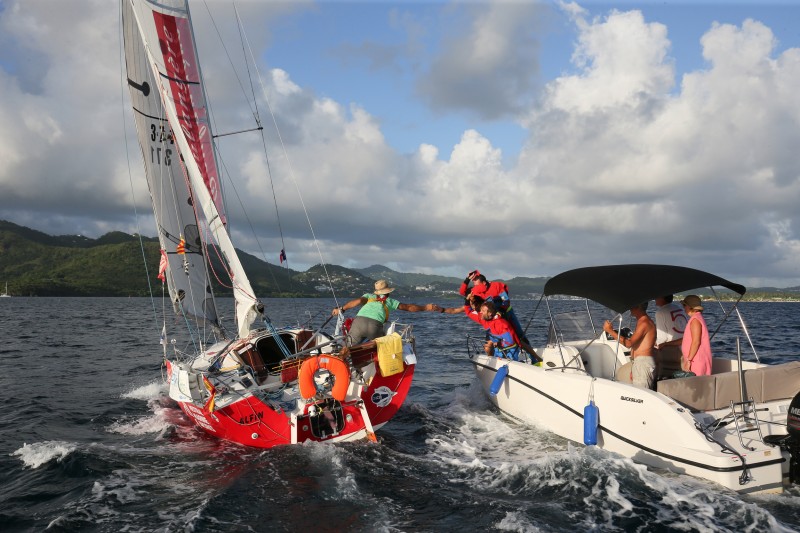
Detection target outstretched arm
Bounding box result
[332,297,367,315]
[441,297,472,315]
[398,303,442,312]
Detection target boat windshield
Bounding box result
[547,310,598,346]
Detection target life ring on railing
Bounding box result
[298,355,350,401]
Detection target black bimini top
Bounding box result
[543,264,746,314]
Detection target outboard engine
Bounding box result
[788,390,800,484]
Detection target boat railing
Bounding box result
[385,321,414,341]
[540,344,588,374]
[466,334,536,364]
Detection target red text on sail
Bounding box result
[153,11,225,224]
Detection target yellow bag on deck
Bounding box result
[375,333,404,377]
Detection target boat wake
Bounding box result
[407,381,797,532]
[120,380,166,401]
[106,407,173,436]
[108,381,181,437]
[12,441,77,469]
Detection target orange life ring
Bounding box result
[298,355,350,401]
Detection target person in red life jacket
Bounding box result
[332,279,441,345]
[459,270,529,344]
[444,297,540,363]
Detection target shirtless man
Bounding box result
[603,302,657,389]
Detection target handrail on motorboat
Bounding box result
[734,306,760,363]
[706,288,758,361]
[542,308,623,377]
[543,364,589,374]
[584,298,599,337]
[694,418,752,486]
[520,293,546,341]
[466,334,535,365]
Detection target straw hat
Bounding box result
[681,294,704,311]
[373,279,395,295]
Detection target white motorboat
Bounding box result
[469,264,800,494]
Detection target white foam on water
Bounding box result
[305,441,361,500]
[106,401,172,435]
[11,440,77,469]
[91,474,142,504]
[107,413,171,435]
[547,446,796,532]
[748,491,800,533]
[496,510,543,533]
[423,384,798,531]
[426,384,552,472]
[299,441,401,532]
[121,380,166,401]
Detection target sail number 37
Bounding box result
[150,123,173,166]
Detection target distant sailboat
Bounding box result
[0,282,9,298]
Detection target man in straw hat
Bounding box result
[332,279,442,345]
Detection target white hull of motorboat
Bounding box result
[471,339,795,494]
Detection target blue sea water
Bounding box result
[1,297,800,532]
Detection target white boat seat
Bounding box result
[656,360,800,411]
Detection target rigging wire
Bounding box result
[195,0,321,328]
[235,7,342,305]
[200,0,261,127]
[197,0,297,310]
[232,1,290,277]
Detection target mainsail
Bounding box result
[123,0,259,338]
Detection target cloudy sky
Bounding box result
[2,0,800,288]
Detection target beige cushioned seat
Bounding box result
[656,360,800,411]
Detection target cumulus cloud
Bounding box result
[2,1,800,288]
[416,1,544,119]
[506,9,800,284]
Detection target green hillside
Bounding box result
[0,221,159,296]
[0,221,461,298]
[3,220,799,300]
